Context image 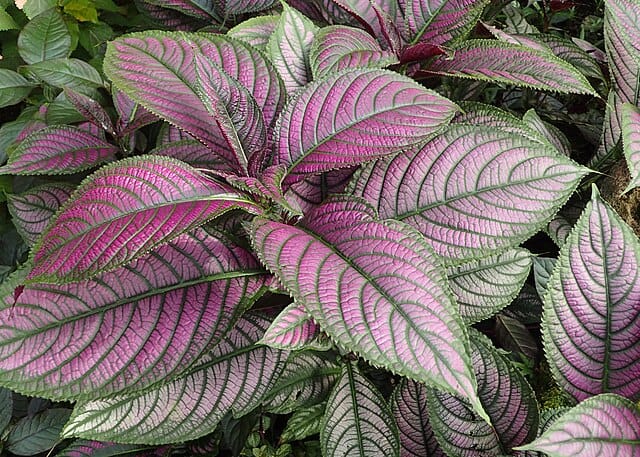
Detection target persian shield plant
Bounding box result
[0,0,640,456]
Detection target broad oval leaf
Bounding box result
[448,248,531,323]
[6,408,71,456]
[0,126,118,175]
[427,331,539,456]
[62,314,288,444]
[621,103,640,191]
[514,394,640,457]
[7,183,74,246]
[321,362,400,457]
[427,40,597,95]
[228,15,279,52]
[351,123,589,262]
[274,68,458,186]
[250,197,484,416]
[23,58,105,95]
[494,313,539,361]
[0,229,266,399]
[27,155,260,284]
[310,25,399,79]
[0,69,35,108]
[260,303,329,351]
[392,379,445,457]
[542,186,640,402]
[18,8,71,64]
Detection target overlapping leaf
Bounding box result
[6,408,71,456]
[27,156,259,284]
[495,313,538,360]
[543,186,640,401]
[351,123,588,262]
[285,168,356,214]
[0,69,35,108]
[150,140,233,172]
[392,379,445,457]
[447,248,531,323]
[250,197,484,416]
[0,229,266,399]
[18,8,71,64]
[7,183,74,246]
[212,0,277,15]
[427,40,598,95]
[310,26,398,79]
[0,126,118,175]
[427,332,539,456]
[275,68,457,186]
[515,394,640,456]
[228,15,279,52]
[621,102,640,191]
[260,303,328,351]
[321,363,400,457]
[24,58,105,94]
[63,314,288,444]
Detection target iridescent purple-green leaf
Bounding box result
[321,362,400,457]
[7,183,74,246]
[514,394,640,456]
[62,314,288,444]
[285,168,356,214]
[522,109,572,156]
[228,15,279,52]
[28,156,259,284]
[621,102,640,191]
[542,186,640,401]
[310,25,399,79]
[427,40,598,95]
[351,123,588,262]
[64,88,115,136]
[260,303,330,351]
[275,68,457,186]
[0,125,118,175]
[281,403,326,443]
[0,229,266,400]
[150,140,233,173]
[212,0,277,15]
[495,313,539,360]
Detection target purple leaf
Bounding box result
[310,26,399,79]
[64,88,115,136]
[250,197,486,419]
[448,248,532,323]
[0,229,267,399]
[351,123,588,262]
[533,34,605,81]
[400,0,488,46]
[392,379,446,457]
[321,362,400,457]
[260,303,330,351]
[263,352,341,414]
[275,68,457,186]
[6,183,74,246]
[28,155,260,284]
[228,15,279,52]
[427,331,539,455]
[143,0,220,21]
[268,3,318,92]
[0,125,118,175]
[514,394,640,456]
[55,440,149,457]
[621,103,640,191]
[399,42,446,64]
[113,88,158,136]
[542,186,640,401]
[62,314,288,444]
[426,40,598,95]
[522,109,572,156]
[591,91,623,169]
[150,140,234,173]
[494,313,539,361]
[285,168,356,214]
[212,0,277,15]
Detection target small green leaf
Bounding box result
[0,8,19,30]
[61,0,98,22]
[6,408,71,456]
[0,69,35,108]
[21,0,56,19]
[17,8,71,64]
[281,403,326,443]
[0,388,12,433]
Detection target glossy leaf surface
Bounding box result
[543,187,640,401]
[18,8,71,64]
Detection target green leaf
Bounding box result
[17,8,71,64]
[22,58,104,93]
[0,387,12,433]
[21,0,56,19]
[6,408,71,456]
[61,0,98,22]
[0,69,35,108]
[0,8,19,30]
[281,403,326,443]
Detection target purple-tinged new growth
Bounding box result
[515,394,640,456]
[543,186,640,401]
[0,125,118,175]
[28,156,260,284]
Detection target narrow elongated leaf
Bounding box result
[427,332,539,456]
[310,25,399,79]
[515,394,640,456]
[275,68,458,186]
[18,8,71,64]
[351,123,588,262]
[228,15,279,52]
[447,248,531,323]
[622,103,640,191]
[268,3,317,92]
[55,440,152,457]
[7,183,74,246]
[0,229,266,399]
[250,197,484,417]
[260,303,328,351]
[7,408,71,456]
[392,379,445,457]
[534,34,605,81]
[533,257,556,298]
[63,314,288,444]
[328,0,402,51]
[113,88,158,136]
[321,362,400,457]
[144,0,219,20]
[401,0,488,46]
[64,89,115,136]
[605,0,640,105]
[28,156,259,284]
[0,126,118,175]
[0,69,35,108]
[24,58,105,94]
[427,40,597,95]
[262,352,341,414]
[542,186,640,401]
